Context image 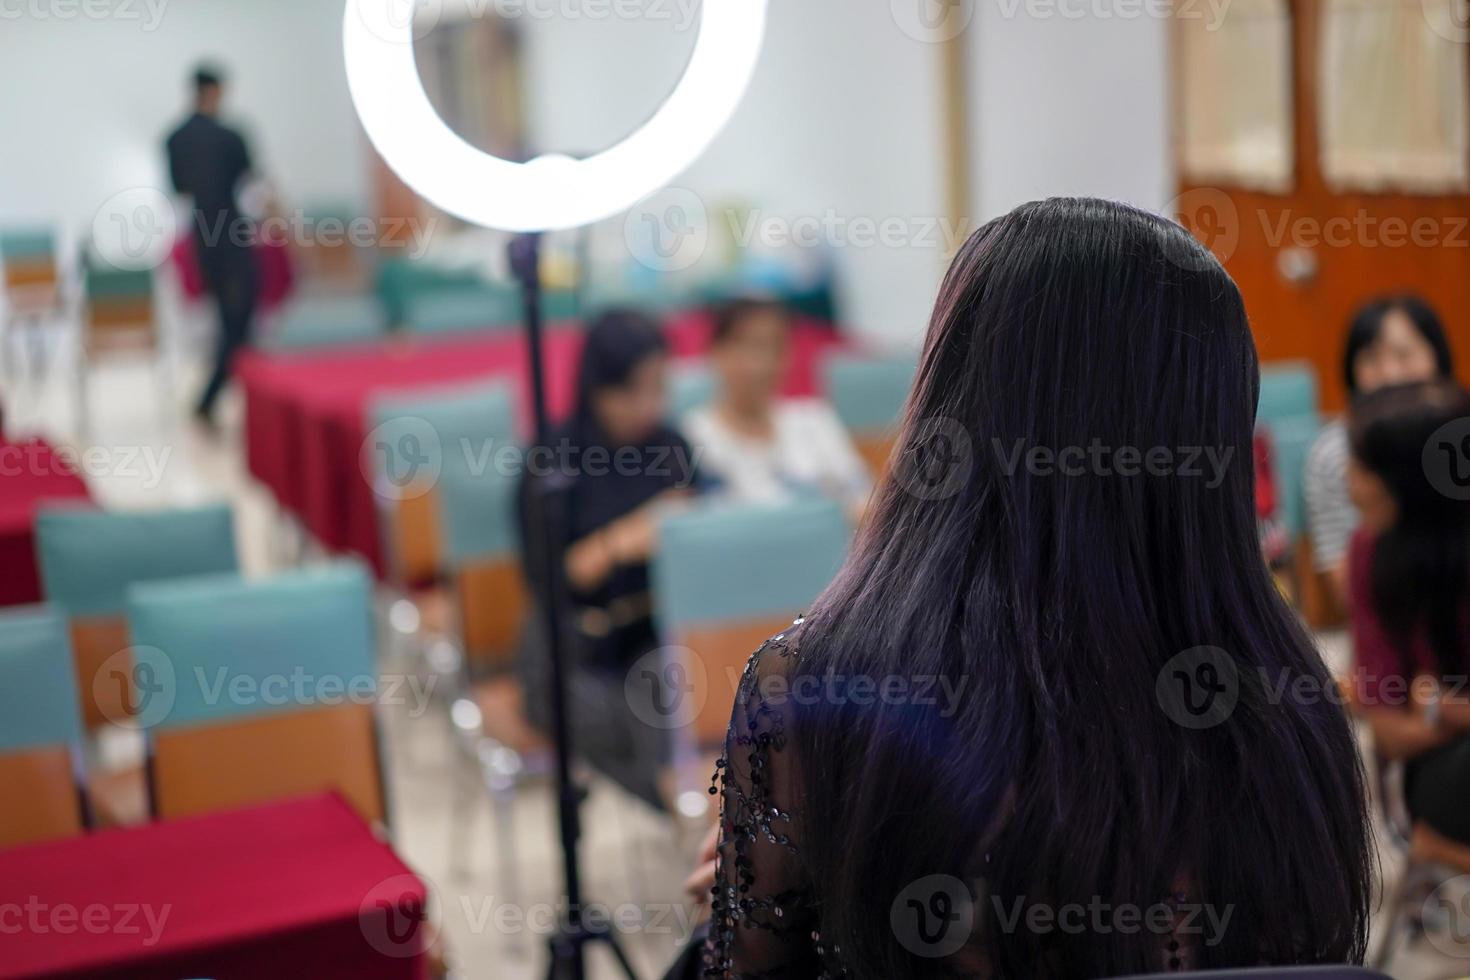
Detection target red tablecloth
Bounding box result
[171,236,296,311]
[0,793,428,980]
[0,439,92,607]
[238,311,847,576]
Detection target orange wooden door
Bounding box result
[1175,0,1470,414]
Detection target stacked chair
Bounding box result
[0,227,67,402]
[823,351,918,476]
[0,606,89,848]
[77,261,165,432]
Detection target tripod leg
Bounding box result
[595,932,642,980]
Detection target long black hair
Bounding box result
[1342,295,1452,395]
[789,198,1371,976]
[1350,380,1470,680]
[571,307,668,441]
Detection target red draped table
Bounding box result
[0,793,428,980]
[238,312,847,576]
[0,438,92,607]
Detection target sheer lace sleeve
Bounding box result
[704,625,828,979]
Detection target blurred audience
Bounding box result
[1346,381,1470,854]
[1305,296,1453,605]
[683,299,871,521]
[517,309,699,810]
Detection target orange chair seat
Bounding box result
[151,703,385,825]
[0,747,84,849]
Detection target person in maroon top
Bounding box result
[1347,380,1470,850]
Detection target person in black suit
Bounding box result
[166,65,258,430]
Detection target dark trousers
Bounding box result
[1406,734,1470,845]
[195,241,258,419]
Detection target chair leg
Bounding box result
[1371,865,1414,970]
[486,776,530,956]
[448,739,479,882]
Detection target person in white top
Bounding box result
[682,299,873,521]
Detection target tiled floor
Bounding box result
[6,319,1469,979]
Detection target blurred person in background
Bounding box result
[1345,381,1470,857]
[518,309,700,810]
[166,63,259,431]
[683,298,871,521]
[691,199,1370,978]
[1305,296,1453,605]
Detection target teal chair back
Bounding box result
[1258,362,1318,428]
[0,606,83,754]
[652,499,851,744]
[0,227,57,263]
[264,294,388,352]
[126,564,376,731]
[0,605,88,847]
[35,504,238,618]
[654,498,851,629]
[824,353,918,434]
[35,505,236,620]
[439,467,520,567]
[1264,414,1321,539]
[126,564,386,824]
[377,259,480,320]
[84,265,153,302]
[404,283,522,336]
[369,380,518,488]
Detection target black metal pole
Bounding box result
[508,232,638,980]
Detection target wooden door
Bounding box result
[1175,0,1470,415]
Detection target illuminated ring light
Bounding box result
[344,0,769,232]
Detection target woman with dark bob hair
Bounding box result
[696,198,1372,978]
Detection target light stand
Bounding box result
[509,232,640,980]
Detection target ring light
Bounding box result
[343,0,769,232]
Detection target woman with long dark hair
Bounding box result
[700,198,1371,977]
[1346,381,1470,853]
[518,308,699,809]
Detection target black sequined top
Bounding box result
[702,621,1198,979]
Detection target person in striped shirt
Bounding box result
[1305,296,1453,606]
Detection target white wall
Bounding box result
[518,0,951,351]
[967,2,1174,220]
[0,0,1173,348]
[0,0,369,239]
